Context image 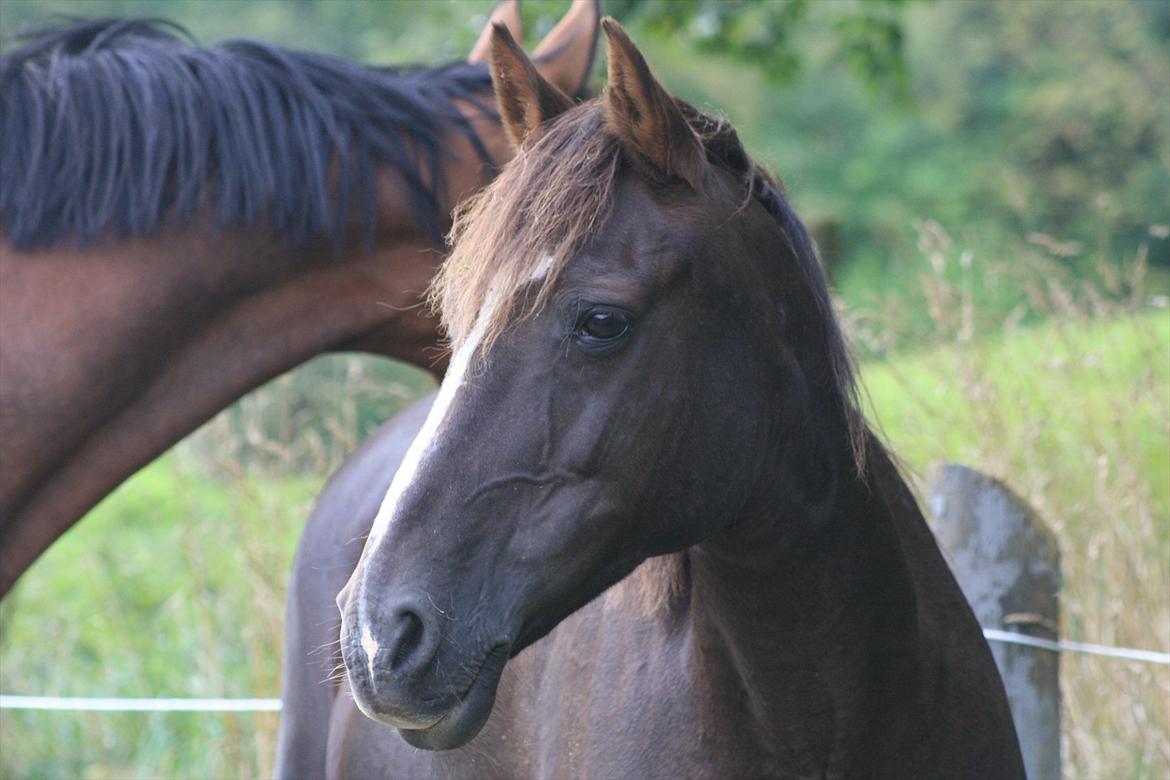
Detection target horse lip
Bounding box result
[353,694,445,731]
[396,642,511,750]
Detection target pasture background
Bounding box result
[1,1,1167,778]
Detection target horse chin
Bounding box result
[396,644,509,751]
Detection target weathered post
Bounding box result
[927,464,1062,780]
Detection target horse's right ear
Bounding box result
[601,18,706,190]
[489,22,574,150]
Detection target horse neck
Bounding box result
[683,431,923,771]
[0,213,443,595]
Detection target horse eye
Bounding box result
[577,310,630,343]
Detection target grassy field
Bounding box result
[865,309,1170,777]
[0,462,320,780]
[1,301,1167,778]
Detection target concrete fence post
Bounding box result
[927,464,1062,780]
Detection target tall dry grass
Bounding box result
[851,220,1170,778]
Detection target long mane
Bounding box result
[0,18,493,250]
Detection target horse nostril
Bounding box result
[385,603,436,675]
[390,608,423,670]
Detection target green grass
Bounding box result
[0,459,320,780]
[1,310,1167,779]
[866,310,1170,531]
[863,308,1170,776]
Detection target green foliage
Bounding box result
[620,0,1168,335]
[907,1,1170,271]
[0,0,490,64]
[609,0,909,98]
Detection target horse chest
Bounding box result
[508,601,787,779]
[326,599,778,779]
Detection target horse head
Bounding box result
[338,18,862,750]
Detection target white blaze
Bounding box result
[360,624,379,679]
[363,322,485,552]
[356,256,552,637]
[357,288,499,631]
[530,252,554,281]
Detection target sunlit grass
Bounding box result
[865,310,1170,777]
[854,222,1169,776]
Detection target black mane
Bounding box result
[753,175,866,469]
[685,104,865,467]
[0,18,494,250]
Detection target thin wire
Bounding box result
[1,631,1165,713]
[983,629,1170,665]
[0,695,280,712]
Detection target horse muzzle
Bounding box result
[340,596,510,749]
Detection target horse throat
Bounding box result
[683,439,923,775]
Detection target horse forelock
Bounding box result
[433,107,621,358]
[0,18,493,251]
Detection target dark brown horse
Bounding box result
[286,19,1025,779]
[0,1,600,596]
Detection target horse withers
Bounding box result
[0,0,601,596]
[295,19,1025,778]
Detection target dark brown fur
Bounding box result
[286,18,1024,779]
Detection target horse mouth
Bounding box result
[396,643,510,751]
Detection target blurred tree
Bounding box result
[912,0,1170,268]
[606,0,909,98]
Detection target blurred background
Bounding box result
[0,1,1166,777]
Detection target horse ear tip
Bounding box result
[600,18,637,62]
[489,22,524,68]
[491,21,515,45]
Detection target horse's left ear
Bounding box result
[468,0,523,64]
[489,22,575,150]
[601,18,706,190]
